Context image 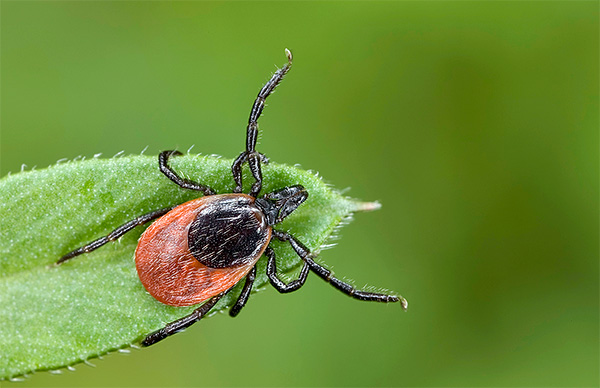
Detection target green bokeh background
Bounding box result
[1,2,597,387]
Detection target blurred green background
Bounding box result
[1,1,597,387]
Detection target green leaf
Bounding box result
[0,154,379,380]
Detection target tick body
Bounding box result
[135,194,270,307]
[58,49,407,347]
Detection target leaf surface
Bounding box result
[0,154,371,380]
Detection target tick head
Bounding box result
[255,185,308,226]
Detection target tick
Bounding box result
[57,49,408,347]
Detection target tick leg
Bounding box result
[266,246,310,293]
[229,265,257,317]
[160,150,216,195]
[56,207,174,265]
[272,229,408,309]
[231,152,269,195]
[142,290,229,347]
[232,49,293,196]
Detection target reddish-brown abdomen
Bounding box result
[135,194,271,307]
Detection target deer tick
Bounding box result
[57,49,407,346]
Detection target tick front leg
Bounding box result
[159,151,216,195]
[142,291,229,347]
[56,207,174,265]
[231,151,269,196]
[272,229,408,309]
[266,246,310,293]
[231,49,292,196]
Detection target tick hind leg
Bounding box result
[142,289,232,346]
[143,266,258,346]
[272,229,409,310]
[232,49,293,197]
[56,207,174,265]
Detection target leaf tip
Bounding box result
[350,200,382,212]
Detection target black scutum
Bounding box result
[188,196,269,268]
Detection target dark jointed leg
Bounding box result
[142,290,231,347]
[272,229,408,309]
[266,246,310,293]
[232,49,293,196]
[144,267,257,346]
[159,150,215,195]
[56,207,174,265]
[229,266,257,317]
